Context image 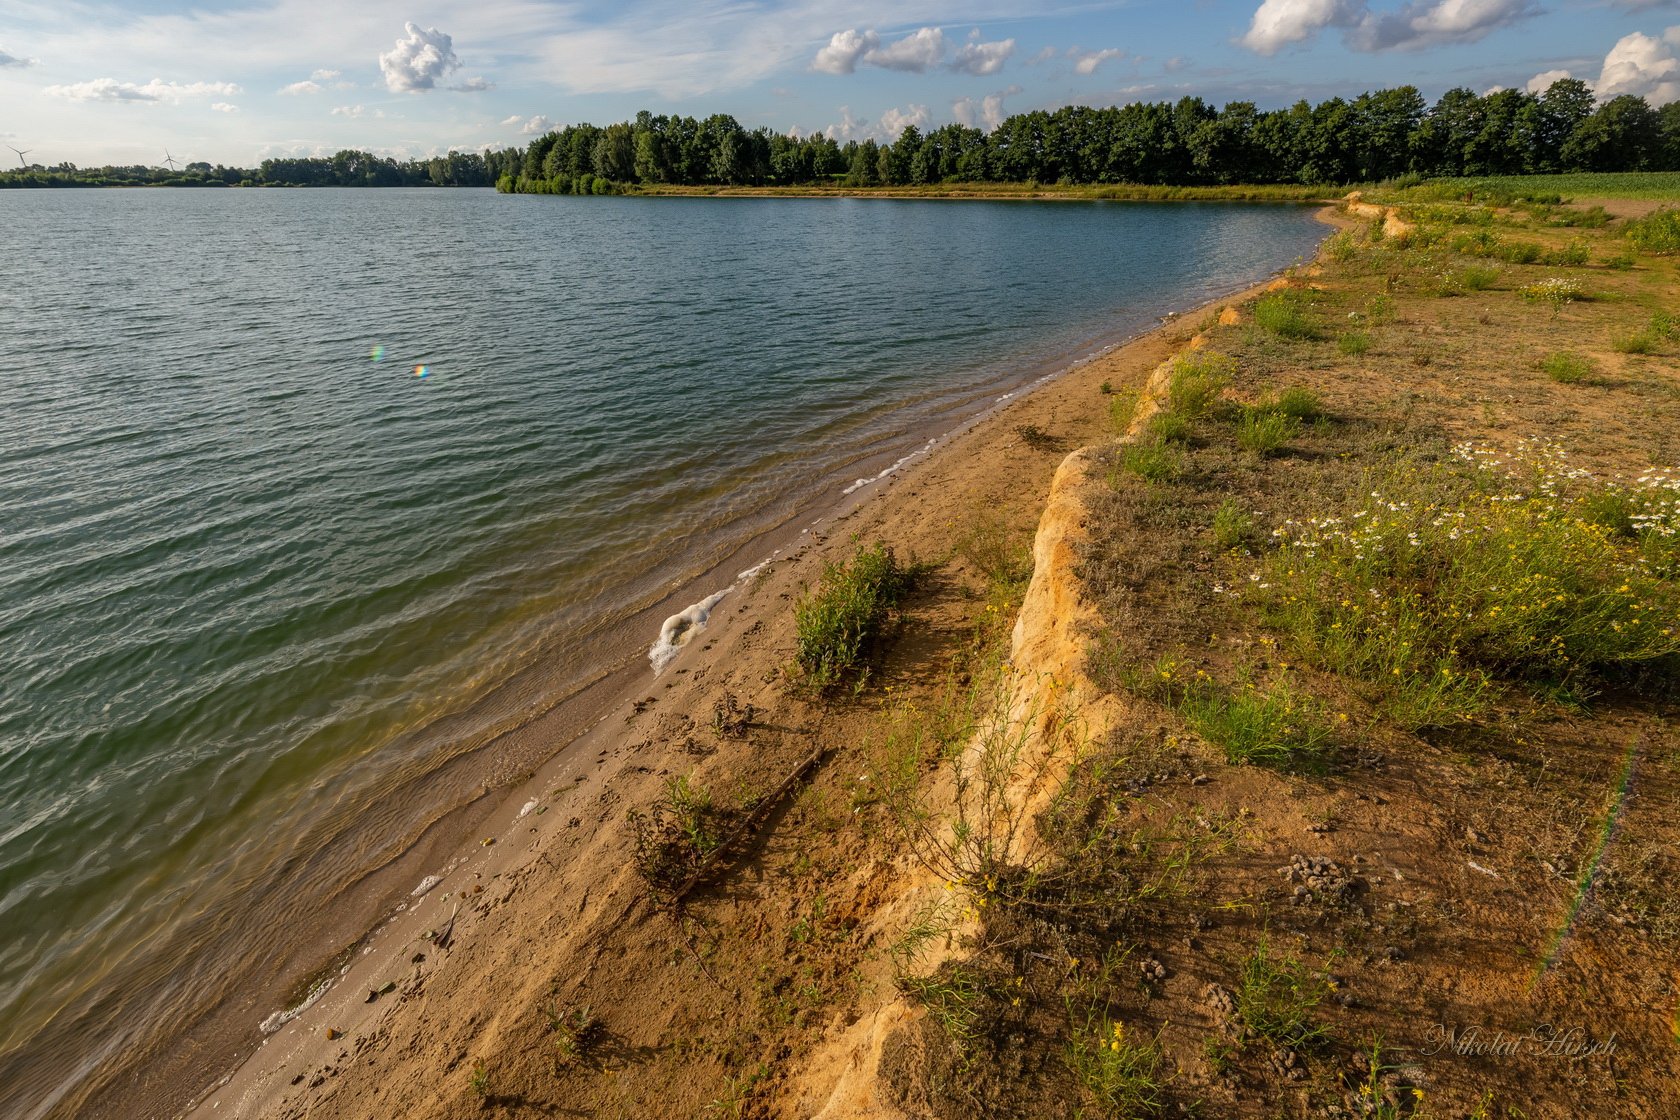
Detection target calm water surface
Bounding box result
[0,188,1323,1116]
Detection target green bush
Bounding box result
[1540,352,1595,383]
[1460,264,1501,290]
[1614,331,1657,355]
[1212,497,1254,551]
[1237,408,1300,457]
[1175,673,1332,772]
[1338,331,1371,356]
[1148,409,1193,443]
[1624,208,1680,254]
[1267,385,1324,420]
[1166,351,1235,418]
[1254,291,1320,340]
[793,542,916,691]
[1118,435,1185,483]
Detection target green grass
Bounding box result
[1118,435,1186,483]
[1623,207,1680,254]
[1066,1018,1167,1117]
[1148,409,1193,443]
[1338,331,1371,356]
[1386,172,1680,204]
[1253,291,1320,340]
[1172,672,1332,772]
[1264,385,1324,420]
[1237,408,1299,457]
[1460,264,1501,290]
[1166,351,1235,418]
[793,541,916,691]
[1540,352,1595,384]
[1212,497,1254,551]
[1614,331,1657,355]
[1252,452,1680,728]
[1233,935,1334,1051]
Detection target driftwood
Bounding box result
[666,746,827,904]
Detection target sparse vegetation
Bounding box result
[1066,1017,1167,1117]
[1338,330,1371,356]
[1623,207,1680,254]
[793,541,917,692]
[1233,935,1333,1051]
[1236,408,1299,457]
[1541,351,1595,384]
[1253,290,1319,340]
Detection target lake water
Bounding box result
[0,188,1323,1116]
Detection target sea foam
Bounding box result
[648,588,732,673]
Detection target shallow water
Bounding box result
[0,188,1323,1116]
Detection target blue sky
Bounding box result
[1,0,1676,166]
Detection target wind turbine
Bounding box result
[7,146,30,169]
[162,149,180,171]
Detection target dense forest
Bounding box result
[0,149,494,188]
[5,80,1676,192]
[498,81,1680,194]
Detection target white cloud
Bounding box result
[1525,67,1573,92]
[331,104,364,117]
[504,114,553,134]
[0,43,35,68]
[1069,47,1126,74]
[952,85,1021,130]
[822,105,866,141]
[1593,26,1680,104]
[379,22,461,93]
[1239,0,1536,54]
[210,101,239,113]
[452,75,494,92]
[310,68,341,81]
[869,27,947,72]
[880,103,931,140]
[812,29,879,74]
[952,34,1015,75]
[43,78,241,103]
[1164,55,1188,72]
[1027,46,1056,64]
[279,79,321,95]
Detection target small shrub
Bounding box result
[1519,277,1587,315]
[1254,291,1320,340]
[1338,331,1371,356]
[954,509,1031,588]
[1614,331,1657,355]
[1099,379,1115,394]
[1234,935,1334,1050]
[1118,435,1185,483]
[899,965,982,1053]
[1624,207,1680,254]
[1212,498,1254,551]
[1015,423,1062,451]
[1326,231,1358,262]
[1268,386,1323,420]
[1237,408,1299,457]
[1602,252,1636,270]
[1364,294,1396,323]
[1497,240,1542,265]
[1540,352,1595,384]
[1541,240,1590,267]
[1166,350,1235,418]
[1651,312,1679,340]
[1107,387,1141,433]
[547,1003,601,1064]
[1460,264,1500,290]
[628,774,726,895]
[793,542,916,691]
[1148,409,1193,443]
[1066,1018,1166,1117]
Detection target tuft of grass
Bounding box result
[546,1003,600,1065]
[1171,671,1332,773]
[1107,387,1141,434]
[1233,935,1333,1051]
[1166,351,1235,418]
[1614,331,1657,355]
[1212,497,1254,551]
[628,774,727,895]
[1650,311,1679,340]
[954,508,1032,589]
[1066,1018,1167,1117]
[1237,408,1300,458]
[1540,351,1595,384]
[1519,277,1587,315]
[899,965,983,1053]
[1602,252,1635,270]
[1148,409,1193,444]
[793,541,916,691]
[1460,263,1501,290]
[1265,385,1324,420]
[1253,291,1320,340]
[1338,331,1371,356]
[1118,436,1186,483]
[468,1059,491,1099]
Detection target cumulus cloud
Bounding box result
[44,78,241,103]
[0,43,35,68]
[503,113,553,134]
[1239,0,1537,54]
[1027,46,1057,64]
[331,104,364,117]
[1594,26,1680,104]
[952,85,1021,131]
[880,103,931,139]
[812,27,956,74]
[379,22,461,93]
[1069,47,1126,74]
[210,101,239,112]
[952,33,1015,75]
[869,27,946,71]
[1525,67,1573,92]
[822,105,867,141]
[310,68,340,81]
[812,29,879,74]
[452,76,494,92]
[279,79,321,95]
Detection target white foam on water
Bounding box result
[737,556,774,581]
[258,976,331,1035]
[410,874,442,898]
[842,438,938,496]
[517,800,538,819]
[648,588,732,674]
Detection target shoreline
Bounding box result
[174,212,1334,1120]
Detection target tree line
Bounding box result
[0,150,495,189]
[497,81,1680,194]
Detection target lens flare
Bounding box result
[1530,738,1638,990]
[413,365,429,379]
[370,345,385,362]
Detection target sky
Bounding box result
[1,0,1677,168]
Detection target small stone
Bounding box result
[325,1028,343,1041]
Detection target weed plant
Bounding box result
[1540,352,1595,384]
[1233,935,1333,1051]
[1624,207,1680,254]
[1065,1018,1167,1116]
[1254,291,1320,340]
[793,541,916,691]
